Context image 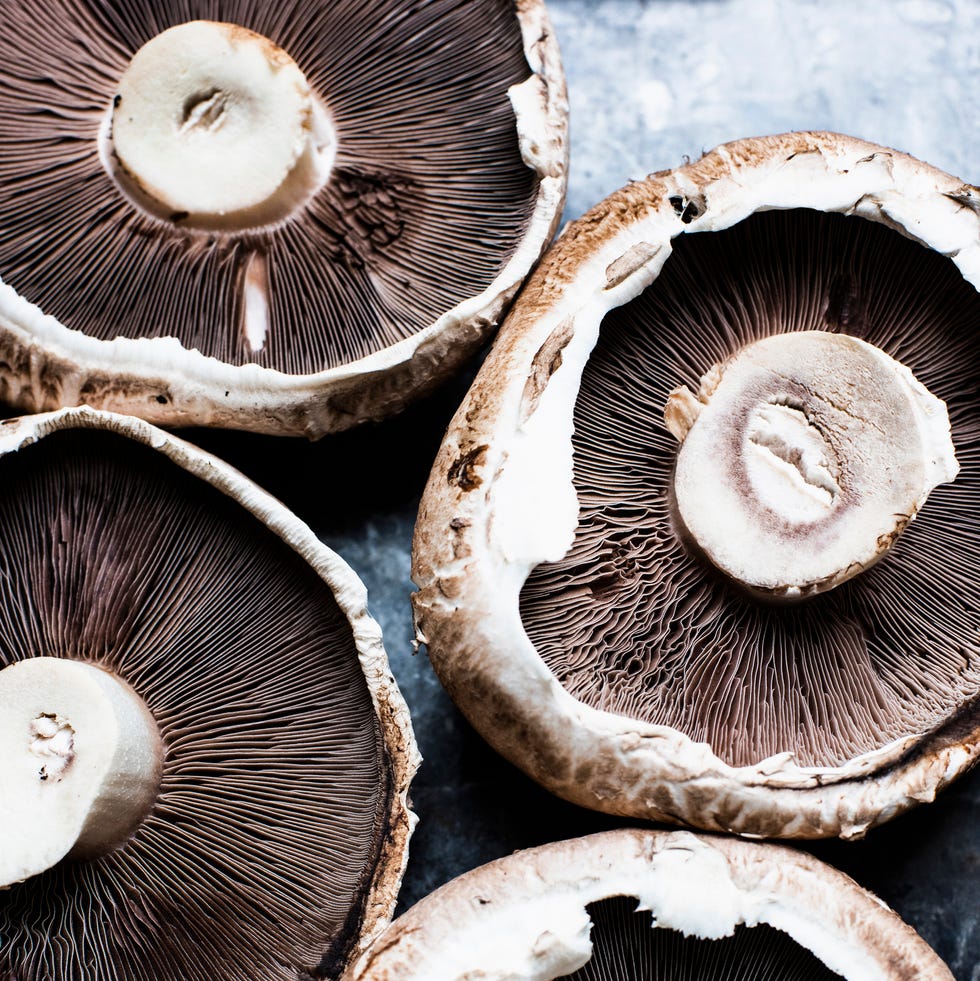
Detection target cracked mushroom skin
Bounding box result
[412,132,980,839]
[0,408,418,981]
[0,0,567,436]
[346,830,953,980]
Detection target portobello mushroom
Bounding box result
[0,0,567,436]
[0,407,418,980]
[347,829,952,980]
[412,132,980,838]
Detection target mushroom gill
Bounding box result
[0,0,539,373]
[520,208,980,769]
[560,897,840,981]
[0,425,404,980]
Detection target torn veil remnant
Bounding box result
[0,0,567,436]
[0,408,418,980]
[345,830,953,980]
[412,132,980,839]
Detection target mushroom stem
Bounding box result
[108,21,335,230]
[0,657,162,887]
[666,331,958,600]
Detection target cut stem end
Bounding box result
[0,657,162,886]
[666,331,958,600]
[107,20,335,230]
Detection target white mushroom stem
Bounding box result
[0,657,162,887]
[665,331,959,600]
[109,21,334,229]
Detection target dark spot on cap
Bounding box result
[669,195,705,224]
[448,444,488,491]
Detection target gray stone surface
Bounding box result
[551,0,980,222]
[195,2,980,977]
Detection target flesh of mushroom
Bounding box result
[0,657,162,888]
[665,331,959,599]
[109,20,335,229]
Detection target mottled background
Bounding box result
[193,1,980,976]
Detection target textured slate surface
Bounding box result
[193,2,980,977]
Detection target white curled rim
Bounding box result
[411,131,980,840]
[0,406,421,967]
[346,829,952,980]
[0,0,568,438]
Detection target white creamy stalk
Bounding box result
[666,331,958,599]
[0,657,162,886]
[111,21,332,228]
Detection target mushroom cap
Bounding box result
[0,407,418,979]
[345,829,952,980]
[0,0,567,437]
[412,132,980,839]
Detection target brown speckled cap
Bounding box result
[0,0,567,436]
[412,131,980,839]
[346,829,952,980]
[0,408,418,980]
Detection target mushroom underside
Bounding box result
[559,897,840,981]
[0,0,538,373]
[521,208,980,769]
[0,428,393,980]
